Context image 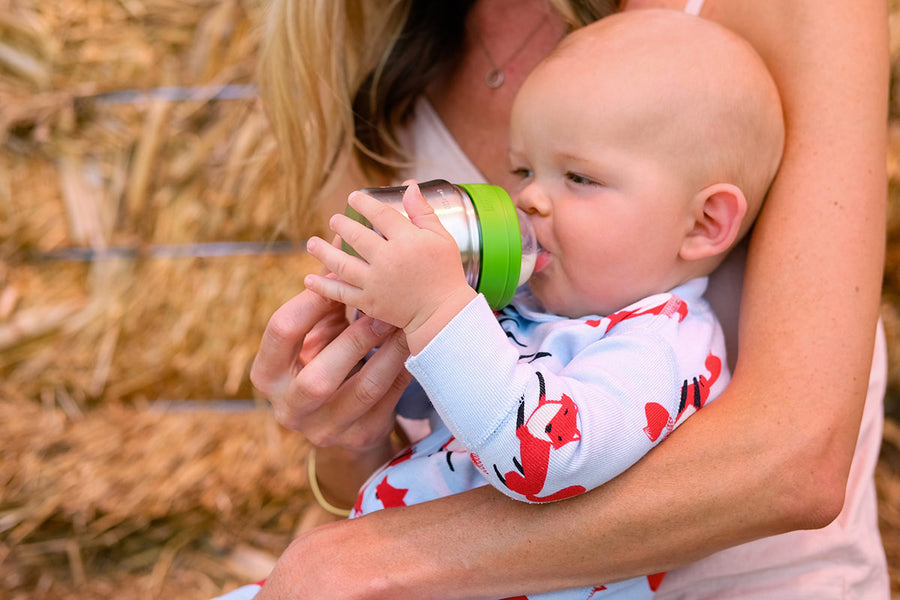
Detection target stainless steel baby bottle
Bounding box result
[343,179,539,309]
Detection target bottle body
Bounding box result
[344,179,537,309]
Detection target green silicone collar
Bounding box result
[458,183,522,310]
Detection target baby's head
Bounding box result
[510,9,784,318]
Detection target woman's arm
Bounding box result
[700,0,889,524]
[255,1,889,598]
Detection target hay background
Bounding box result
[0,1,898,598]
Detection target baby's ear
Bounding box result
[679,183,747,262]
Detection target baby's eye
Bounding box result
[511,167,533,180]
[565,172,600,186]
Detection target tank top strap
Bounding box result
[683,0,705,15]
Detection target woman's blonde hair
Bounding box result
[258,0,618,235]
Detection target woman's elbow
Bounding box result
[785,473,846,531]
[771,436,853,531]
[726,366,868,533]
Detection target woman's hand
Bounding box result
[250,285,412,452]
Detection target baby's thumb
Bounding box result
[401,181,444,233]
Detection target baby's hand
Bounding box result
[304,182,476,353]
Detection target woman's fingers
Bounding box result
[343,323,411,409]
[335,327,412,447]
[251,279,411,450]
[250,288,340,400]
[344,333,414,445]
[274,314,399,433]
[298,303,352,367]
[296,322,409,449]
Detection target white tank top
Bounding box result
[393,0,889,593]
[683,0,705,16]
[396,98,487,185]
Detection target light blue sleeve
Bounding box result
[406,294,713,504]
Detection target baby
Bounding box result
[304,9,783,599]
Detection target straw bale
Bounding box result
[0,0,332,593]
[0,395,318,598]
[0,0,306,411]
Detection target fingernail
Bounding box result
[329,214,341,229]
[403,181,420,197]
[370,318,392,337]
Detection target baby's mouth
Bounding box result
[533,249,551,274]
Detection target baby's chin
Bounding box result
[529,283,633,319]
[528,286,606,319]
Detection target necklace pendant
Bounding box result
[486,68,504,88]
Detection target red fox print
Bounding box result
[497,313,527,348]
[353,488,365,515]
[586,294,688,333]
[495,372,587,502]
[438,436,465,472]
[643,352,722,442]
[647,572,666,591]
[388,445,414,467]
[501,576,660,599]
[352,447,414,514]
[497,312,553,363]
[375,476,409,509]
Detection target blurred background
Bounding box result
[1,1,898,598]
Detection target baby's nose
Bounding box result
[515,185,551,216]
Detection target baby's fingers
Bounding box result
[402,181,450,238]
[329,209,388,259]
[347,191,415,240]
[306,236,368,286]
[303,272,361,308]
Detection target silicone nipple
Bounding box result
[517,209,539,286]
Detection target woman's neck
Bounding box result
[426,0,567,189]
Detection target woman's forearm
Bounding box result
[312,442,395,509]
[340,381,871,600]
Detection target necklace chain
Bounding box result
[472,13,550,89]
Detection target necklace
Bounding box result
[472,13,550,88]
